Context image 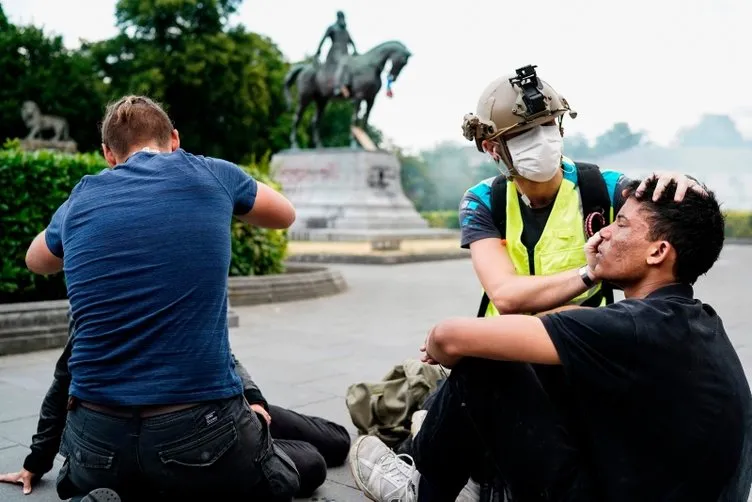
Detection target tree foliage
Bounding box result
[676,114,749,148]
[0,9,107,152]
[563,122,644,160]
[81,0,290,163]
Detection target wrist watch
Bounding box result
[579,265,595,288]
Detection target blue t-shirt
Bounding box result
[45,148,258,406]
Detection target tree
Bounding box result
[676,114,747,148]
[0,4,8,30]
[563,132,593,160]
[398,148,437,212]
[591,122,643,157]
[114,0,242,40]
[0,13,107,151]
[82,0,290,163]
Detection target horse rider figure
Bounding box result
[314,11,358,98]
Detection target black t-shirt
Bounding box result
[541,284,752,501]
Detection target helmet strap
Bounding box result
[498,139,519,180]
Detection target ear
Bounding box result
[170,129,180,152]
[102,144,118,167]
[646,240,672,266]
[481,139,501,162]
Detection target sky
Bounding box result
[5,0,752,152]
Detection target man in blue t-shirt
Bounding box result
[23,95,300,501]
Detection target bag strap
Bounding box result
[574,162,612,226]
[574,162,615,305]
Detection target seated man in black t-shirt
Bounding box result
[349,178,752,502]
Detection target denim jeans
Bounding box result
[56,394,300,501]
[411,358,594,502]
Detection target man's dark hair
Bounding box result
[624,178,725,285]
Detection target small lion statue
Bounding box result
[21,101,70,141]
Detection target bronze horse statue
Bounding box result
[283,40,412,149]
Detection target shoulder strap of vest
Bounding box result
[477,175,509,317]
[490,174,508,238]
[574,161,615,304]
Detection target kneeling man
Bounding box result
[350,178,752,502]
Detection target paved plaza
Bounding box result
[1,246,751,501]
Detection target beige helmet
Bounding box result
[461,65,577,175]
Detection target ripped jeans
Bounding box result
[56,394,300,502]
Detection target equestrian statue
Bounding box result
[284,10,412,149]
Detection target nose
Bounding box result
[600,224,613,240]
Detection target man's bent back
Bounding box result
[25,96,299,501]
[55,148,249,406]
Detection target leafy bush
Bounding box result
[230,154,288,276]
[421,210,460,230]
[725,211,752,239]
[0,143,287,303]
[0,141,107,303]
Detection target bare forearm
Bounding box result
[490,267,591,314]
[431,315,560,365]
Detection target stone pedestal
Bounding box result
[271,148,454,241]
[20,139,78,153]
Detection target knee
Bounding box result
[296,449,327,497]
[321,426,351,467]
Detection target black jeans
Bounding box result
[267,404,351,496]
[411,358,595,502]
[56,394,300,502]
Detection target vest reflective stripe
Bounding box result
[484,176,602,317]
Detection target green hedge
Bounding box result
[725,211,752,239]
[0,143,287,304]
[421,210,460,230]
[230,155,288,277]
[422,209,752,239]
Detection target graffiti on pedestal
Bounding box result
[367,165,397,194]
[275,162,339,195]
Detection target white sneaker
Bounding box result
[456,478,481,502]
[349,435,420,502]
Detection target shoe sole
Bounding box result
[348,435,381,502]
[81,488,121,502]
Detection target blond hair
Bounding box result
[100,96,174,158]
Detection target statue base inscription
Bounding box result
[271,148,455,242]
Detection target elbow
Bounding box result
[489,290,522,315]
[283,205,296,229]
[276,204,296,230]
[25,250,44,275]
[432,320,463,358]
[25,248,61,276]
[260,203,296,230]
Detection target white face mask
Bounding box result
[505,125,563,182]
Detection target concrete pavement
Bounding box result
[1,245,751,501]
